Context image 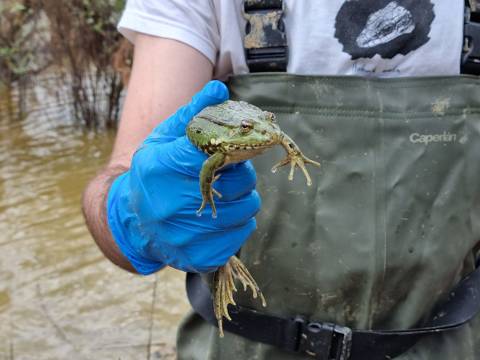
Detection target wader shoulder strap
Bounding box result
[462,0,480,74]
[187,266,480,360]
[243,0,288,72]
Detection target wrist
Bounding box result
[82,165,138,273]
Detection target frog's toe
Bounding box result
[196,200,206,217]
[209,193,218,218]
[305,157,320,167]
[298,161,312,186]
[212,187,222,199]
[230,256,267,307]
[298,155,320,186]
[271,157,290,173]
[197,190,217,218]
[210,174,223,199]
[214,262,237,337]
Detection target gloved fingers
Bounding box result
[161,188,260,232]
[133,136,207,180]
[213,160,257,202]
[147,80,229,141]
[157,136,208,175]
[137,217,256,273]
[179,218,257,273]
[212,190,261,229]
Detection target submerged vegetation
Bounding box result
[0,0,50,117]
[0,0,132,127]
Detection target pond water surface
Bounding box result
[0,78,189,360]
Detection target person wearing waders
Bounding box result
[82,1,480,359]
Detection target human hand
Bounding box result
[106,81,260,274]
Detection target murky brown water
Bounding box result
[0,80,189,359]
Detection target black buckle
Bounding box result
[243,0,288,72]
[462,1,480,74]
[293,316,352,360]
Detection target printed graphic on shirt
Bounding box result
[334,0,435,60]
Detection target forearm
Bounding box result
[82,165,137,273]
[82,35,213,273]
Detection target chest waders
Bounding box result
[178,1,480,359]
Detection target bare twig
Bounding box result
[35,283,75,349]
[147,274,159,360]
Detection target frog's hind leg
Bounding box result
[213,256,266,337]
[197,153,225,218]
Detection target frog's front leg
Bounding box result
[197,152,226,218]
[272,133,320,186]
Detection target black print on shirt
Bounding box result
[334,0,434,59]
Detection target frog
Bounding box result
[186,100,320,337]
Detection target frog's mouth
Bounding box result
[222,141,274,152]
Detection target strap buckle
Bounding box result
[293,316,352,360]
[243,0,288,72]
[462,1,480,74]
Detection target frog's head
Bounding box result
[188,100,282,156]
[218,110,281,153]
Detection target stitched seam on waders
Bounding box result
[232,74,480,89]
[259,106,480,118]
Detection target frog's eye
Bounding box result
[241,120,253,133]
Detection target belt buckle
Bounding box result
[294,316,352,360]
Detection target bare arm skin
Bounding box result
[82,34,214,273]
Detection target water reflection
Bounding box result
[0,79,189,359]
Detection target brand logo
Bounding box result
[409,132,457,144]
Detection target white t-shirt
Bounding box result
[118,0,464,80]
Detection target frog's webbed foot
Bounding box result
[271,148,320,186]
[213,256,267,337]
[271,133,320,186]
[271,153,320,186]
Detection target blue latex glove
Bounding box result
[107,81,260,275]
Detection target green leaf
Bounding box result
[10,2,26,13]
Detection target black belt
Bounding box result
[187,266,480,360]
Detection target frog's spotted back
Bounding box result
[193,100,271,127]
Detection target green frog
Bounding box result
[186,100,320,336]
